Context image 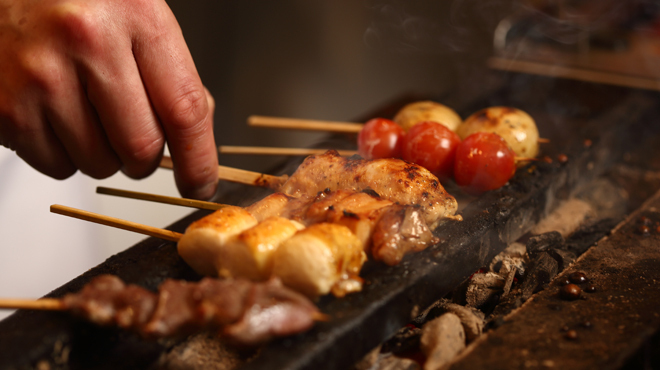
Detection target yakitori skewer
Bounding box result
[96,187,227,211]
[218,146,358,157]
[50,204,182,242]
[0,275,327,345]
[159,156,287,189]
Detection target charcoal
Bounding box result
[501,267,517,298]
[546,248,576,271]
[488,292,523,323]
[439,303,484,343]
[526,232,564,259]
[520,252,559,301]
[381,326,422,355]
[411,302,442,327]
[489,250,526,277]
[465,273,505,308]
[420,313,465,370]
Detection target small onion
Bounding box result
[457,106,539,161]
[393,101,462,132]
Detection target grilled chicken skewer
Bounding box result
[0,274,323,346]
[161,151,461,227]
[178,216,367,297]
[97,183,436,268]
[52,204,368,298]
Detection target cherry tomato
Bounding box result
[401,121,461,180]
[454,132,516,195]
[358,118,405,159]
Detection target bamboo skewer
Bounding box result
[159,156,287,190]
[219,146,358,157]
[248,115,363,133]
[50,204,183,242]
[96,187,227,211]
[0,298,64,310]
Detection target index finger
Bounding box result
[130,3,218,200]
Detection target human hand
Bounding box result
[0,0,218,199]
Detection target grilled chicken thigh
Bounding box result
[279,151,459,228]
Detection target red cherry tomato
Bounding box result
[401,121,461,180]
[358,118,405,159]
[454,132,516,195]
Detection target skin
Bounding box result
[0,0,218,199]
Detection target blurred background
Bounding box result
[2,0,660,319]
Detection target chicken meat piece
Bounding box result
[372,205,440,266]
[62,275,158,331]
[245,192,312,222]
[222,277,320,345]
[304,190,438,265]
[178,206,258,276]
[218,217,305,281]
[279,151,459,228]
[303,189,392,246]
[272,223,367,298]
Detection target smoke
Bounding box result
[363,1,660,54]
[363,0,512,55]
[507,0,660,47]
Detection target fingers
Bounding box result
[0,95,77,180]
[0,0,218,199]
[130,5,218,200]
[0,47,78,179]
[83,47,166,180]
[45,61,122,179]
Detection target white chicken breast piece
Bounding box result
[177,206,258,276]
[272,223,366,298]
[218,217,304,281]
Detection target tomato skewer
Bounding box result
[453,132,516,195]
[401,121,461,181]
[357,118,405,160]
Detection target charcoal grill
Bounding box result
[1,72,660,370]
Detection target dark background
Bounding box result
[165,0,512,171]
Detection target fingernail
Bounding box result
[194,180,218,200]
